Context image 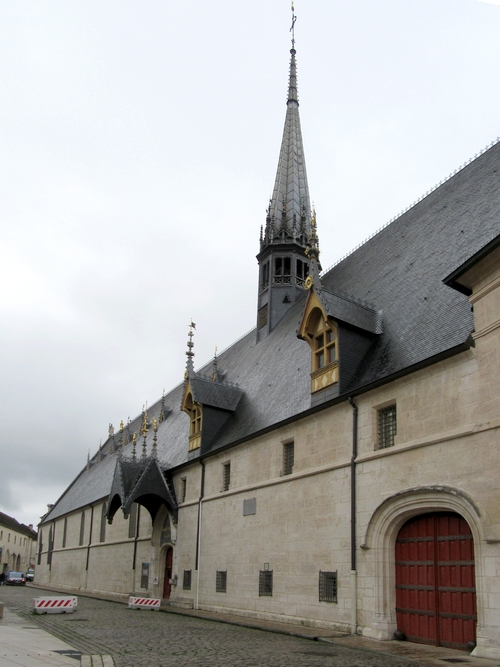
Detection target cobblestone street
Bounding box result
[0,586,429,667]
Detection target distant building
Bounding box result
[0,512,37,574]
[36,25,500,660]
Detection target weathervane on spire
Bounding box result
[290,2,297,49]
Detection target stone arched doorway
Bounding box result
[395,511,476,650]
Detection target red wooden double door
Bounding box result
[396,512,476,650]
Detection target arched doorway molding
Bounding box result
[360,486,485,642]
[151,505,176,599]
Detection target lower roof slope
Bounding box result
[43,141,500,524]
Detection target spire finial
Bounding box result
[305,204,322,290]
[132,432,137,462]
[290,2,297,50]
[212,346,218,382]
[152,418,158,460]
[185,320,196,378]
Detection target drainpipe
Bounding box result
[195,459,205,610]
[349,397,358,635]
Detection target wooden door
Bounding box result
[396,512,476,650]
[163,547,173,599]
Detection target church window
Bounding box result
[62,517,67,548]
[283,441,294,475]
[99,503,107,543]
[37,531,42,565]
[216,570,227,593]
[183,570,192,590]
[259,570,273,596]
[180,478,187,503]
[319,571,338,603]
[47,525,53,566]
[128,502,138,539]
[79,511,85,546]
[378,404,397,449]
[222,462,231,492]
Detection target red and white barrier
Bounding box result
[128,596,161,611]
[33,596,75,614]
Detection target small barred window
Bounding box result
[183,570,192,590]
[222,462,231,492]
[283,441,294,475]
[216,570,227,593]
[259,570,273,597]
[180,478,187,503]
[378,405,397,449]
[319,571,338,603]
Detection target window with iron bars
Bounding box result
[216,570,227,593]
[180,477,187,503]
[259,570,273,596]
[222,462,231,492]
[319,571,338,603]
[378,405,397,449]
[283,441,294,475]
[183,570,192,590]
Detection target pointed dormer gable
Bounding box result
[181,379,202,453]
[298,265,383,405]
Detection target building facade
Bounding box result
[36,31,500,659]
[0,512,37,575]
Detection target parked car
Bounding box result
[26,568,35,582]
[5,571,26,585]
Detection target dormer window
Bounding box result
[184,393,202,451]
[297,298,339,394]
[314,322,336,370]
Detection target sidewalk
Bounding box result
[0,606,113,667]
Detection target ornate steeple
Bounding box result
[256,4,315,341]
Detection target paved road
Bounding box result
[0,585,425,667]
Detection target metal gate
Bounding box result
[395,512,476,650]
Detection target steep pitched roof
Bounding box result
[42,142,500,525]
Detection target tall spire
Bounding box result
[256,4,315,341]
[261,5,311,250]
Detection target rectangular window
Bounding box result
[283,441,294,475]
[128,502,138,538]
[140,562,149,589]
[378,405,397,449]
[183,570,192,590]
[259,570,273,596]
[62,517,67,548]
[216,570,227,593]
[37,531,43,565]
[180,478,187,503]
[319,571,338,603]
[222,462,231,492]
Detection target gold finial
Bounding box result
[153,418,158,432]
[120,420,124,432]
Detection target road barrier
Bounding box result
[33,596,76,614]
[128,596,161,611]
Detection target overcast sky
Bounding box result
[1,0,500,528]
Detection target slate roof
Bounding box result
[42,141,500,525]
[0,511,37,539]
[190,376,244,412]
